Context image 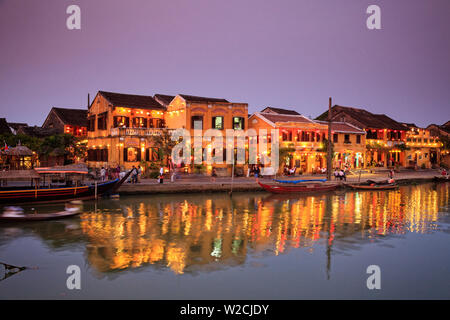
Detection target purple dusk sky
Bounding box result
[0,0,449,127]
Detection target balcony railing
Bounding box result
[110,127,172,137]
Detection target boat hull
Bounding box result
[0,179,119,204]
[347,184,398,190]
[258,181,338,194]
[0,210,80,222]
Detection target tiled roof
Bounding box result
[316,105,407,131]
[18,126,60,138]
[7,122,28,131]
[259,112,315,125]
[52,107,87,127]
[99,91,165,110]
[154,94,175,106]
[401,122,418,129]
[316,121,365,134]
[260,107,300,115]
[179,94,229,103]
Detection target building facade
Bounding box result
[165,94,248,176]
[403,124,441,169]
[316,105,408,168]
[86,91,166,170]
[316,121,367,169]
[42,107,88,137]
[249,111,328,174]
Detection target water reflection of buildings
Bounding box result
[79,184,449,275]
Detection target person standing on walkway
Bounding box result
[137,165,142,183]
[131,165,138,184]
[211,167,217,183]
[159,166,164,184]
[100,167,106,181]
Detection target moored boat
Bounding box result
[258,181,338,194]
[347,183,398,190]
[0,166,131,204]
[433,176,449,182]
[0,202,82,222]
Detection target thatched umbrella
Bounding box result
[6,145,33,156]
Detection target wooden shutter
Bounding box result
[123,148,128,162]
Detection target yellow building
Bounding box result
[316,105,408,168]
[317,121,366,169]
[249,109,328,174]
[87,91,166,170]
[403,123,441,169]
[165,94,248,176]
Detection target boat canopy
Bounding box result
[0,170,41,180]
[274,178,327,184]
[34,164,89,175]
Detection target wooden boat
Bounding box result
[274,178,327,184]
[0,208,81,222]
[0,169,131,204]
[258,181,338,194]
[433,176,449,182]
[347,183,398,190]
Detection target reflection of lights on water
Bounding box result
[78,184,449,275]
[211,238,222,258]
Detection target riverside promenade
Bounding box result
[118,169,445,195]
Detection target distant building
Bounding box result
[17,126,60,138]
[402,123,441,169]
[316,105,408,168]
[42,107,88,137]
[426,122,450,138]
[259,107,300,115]
[7,122,28,135]
[426,121,450,168]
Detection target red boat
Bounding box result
[258,181,338,194]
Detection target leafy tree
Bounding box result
[149,129,179,166]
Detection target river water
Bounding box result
[0,183,449,299]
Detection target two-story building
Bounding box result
[87,91,166,170]
[164,94,248,176]
[316,121,366,169]
[249,109,328,174]
[403,123,441,168]
[426,121,450,167]
[316,105,408,168]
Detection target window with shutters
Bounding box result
[145,147,160,162]
[133,117,147,128]
[97,112,107,130]
[124,147,139,162]
[232,117,244,130]
[114,116,129,128]
[212,116,224,130]
[333,133,338,143]
[191,116,203,130]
